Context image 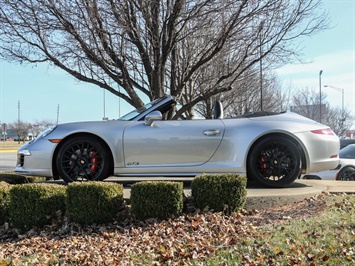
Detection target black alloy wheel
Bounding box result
[336,166,355,181]
[56,135,111,183]
[248,136,301,187]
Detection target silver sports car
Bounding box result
[15,95,340,187]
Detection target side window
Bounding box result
[161,103,176,120]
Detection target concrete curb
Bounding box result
[244,181,326,209]
[121,179,355,210]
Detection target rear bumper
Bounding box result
[295,131,340,173]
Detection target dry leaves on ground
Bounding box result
[0,193,329,265]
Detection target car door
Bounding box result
[123,119,225,167]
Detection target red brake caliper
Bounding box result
[259,156,268,174]
[90,151,98,174]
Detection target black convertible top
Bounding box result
[240,111,285,118]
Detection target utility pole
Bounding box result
[103,89,108,120]
[17,100,21,143]
[18,100,20,125]
[319,70,323,123]
[57,104,60,125]
[259,21,264,111]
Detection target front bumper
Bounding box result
[15,140,57,177]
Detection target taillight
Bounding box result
[311,128,335,135]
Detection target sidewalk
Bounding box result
[244,180,355,209]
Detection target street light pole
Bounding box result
[319,70,323,123]
[259,21,264,111]
[324,84,345,124]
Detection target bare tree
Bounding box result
[320,108,352,138]
[291,87,326,122]
[170,0,329,118]
[0,0,329,117]
[291,87,352,136]
[8,121,30,143]
[32,120,56,137]
[224,71,288,116]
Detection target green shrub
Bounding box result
[191,174,247,214]
[66,182,124,225]
[8,183,66,231]
[0,181,11,225]
[131,181,183,221]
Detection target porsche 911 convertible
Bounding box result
[15,95,340,187]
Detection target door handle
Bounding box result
[203,129,221,136]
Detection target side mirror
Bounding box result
[144,111,162,126]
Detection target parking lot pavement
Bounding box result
[297,179,355,194]
[0,151,17,172]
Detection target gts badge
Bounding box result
[127,162,140,166]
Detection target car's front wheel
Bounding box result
[336,166,355,181]
[247,136,301,187]
[56,135,111,183]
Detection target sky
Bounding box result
[0,0,354,126]
[275,0,355,123]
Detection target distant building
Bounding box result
[1,129,17,140]
[345,122,355,139]
[1,129,33,141]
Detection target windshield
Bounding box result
[118,96,168,121]
[339,144,355,159]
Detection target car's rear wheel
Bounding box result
[336,166,355,181]
[247,136,301,187]
[56,135,111,183]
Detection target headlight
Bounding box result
[18,149,31,156]
[37,126,57,139]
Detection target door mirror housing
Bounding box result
[145,111,162,126]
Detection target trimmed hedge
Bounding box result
[131,181,184,221]
[0,181,11,225]
[191,174,247,214]
[8,183,67,230]
[3,173,247,230]
[66,182,124,225]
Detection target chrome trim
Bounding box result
[18,149,31,156]
[203,129,221,136]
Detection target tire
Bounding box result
[56,135,111,183]
[336,166,355,181]
[247,136,301,187]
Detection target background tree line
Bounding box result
[4,87,351,140]
[3,120,56,143]
[0,0,352,137]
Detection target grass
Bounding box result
[0,141,23,151]
[205,193,355,265]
